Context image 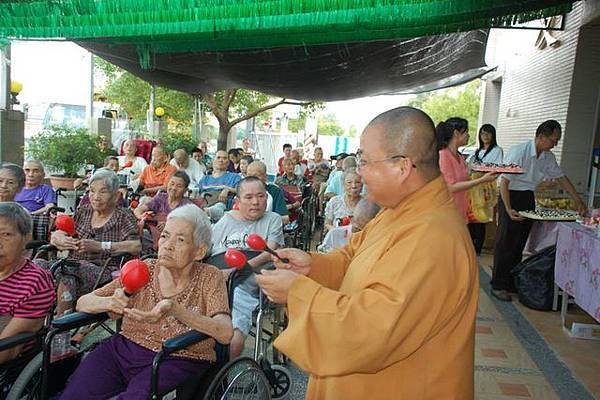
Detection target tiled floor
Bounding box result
[477,253,600,400]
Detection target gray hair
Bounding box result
[342,168,360,182]
[0,202,32,237]
[342,156,357,171]
[89,169,119,192]
[24,158,45,172]
[0,163,26,190]
[167,204,212,247]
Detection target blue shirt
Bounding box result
[15,184,56,213]
[198,172,241,192]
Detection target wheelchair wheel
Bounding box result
[267,365,291,400]
[203,357,271,400]
[6,352,42,400]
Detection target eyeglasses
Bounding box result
[356,150,416,169]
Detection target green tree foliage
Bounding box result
[317,113,344,136]
[26,125,104,177]
[408,80,481,145]
[159,126,198,155]
[96,58,194,127]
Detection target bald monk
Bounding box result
[256,106,478,399]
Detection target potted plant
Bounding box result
[26,125,104,189]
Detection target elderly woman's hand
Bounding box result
[76,239,102,253]
[218,188,230,203]
[51,230,79,251]
[124,299,174,323]
[106,288,130,314]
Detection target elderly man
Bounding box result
[15,159,56,215]
[139,146,177,196]
[211,176,284,359]
[246,160,289,224]
[170,149,205,189]
[256,107,479,399]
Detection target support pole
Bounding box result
[0,44,10,111]
[87,52,94,133]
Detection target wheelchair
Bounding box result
[4,253,284,400]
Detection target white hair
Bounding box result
[167,204,212,247]
[89,169,119,192]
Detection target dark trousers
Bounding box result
[491,190,535,291]
[60,334,210,400]
[467,223,486,255]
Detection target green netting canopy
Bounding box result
[0,1,575,99]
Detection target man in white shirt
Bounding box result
[491,120,586,301]
[170,149,205,190]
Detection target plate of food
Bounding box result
[518,209,578,221]
[472,162,525,174]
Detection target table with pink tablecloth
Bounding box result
[554,222,600,323]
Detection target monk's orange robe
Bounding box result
[275,176,478,399]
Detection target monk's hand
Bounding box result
[256,269,299,304]
[124,299,174,323]
[271,248,311,275]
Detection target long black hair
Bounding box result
[475,124,498,162]
[435,117,468,150]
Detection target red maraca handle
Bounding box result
[120,259,150,295]
[246,234,289,263]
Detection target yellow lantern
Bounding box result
[10,81,23,94]
[154,107,165,117]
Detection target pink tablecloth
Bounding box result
[555,222,600,323]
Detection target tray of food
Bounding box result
[472,162,525,174]
[518,209,578,221]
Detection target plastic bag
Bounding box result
[511,246,556,311]
[467,172,497,223]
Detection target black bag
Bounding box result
[511,246,556,311]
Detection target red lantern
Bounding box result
[55,214,76,236]
[120,259,150,295]
[224,249,247,270]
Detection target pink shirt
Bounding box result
[439,148,469,222]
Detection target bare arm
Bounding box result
[248,241,280,268]
[499,177,524,221]
[171,305,233,344]
[446,172,497,193]
[0,317,44,363]
[76,288,129,317]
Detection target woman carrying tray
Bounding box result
[466,124,504,255]
[437,118,498,225]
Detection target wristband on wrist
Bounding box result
[101,241,112,252]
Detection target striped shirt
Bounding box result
[0,259,55,320]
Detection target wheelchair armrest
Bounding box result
[162,330,209,355]
[51,312,109,331]
[0,331,38,352]
[47,206,66,214]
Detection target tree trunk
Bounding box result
[217,124,230,150]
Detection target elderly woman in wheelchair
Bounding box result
[0,203,55,365]
[35,169,141,316]
[58,204,233,399]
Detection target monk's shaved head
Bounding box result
[365,106,439,180]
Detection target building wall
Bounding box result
[562,21,600,192]
[480,2,600,193]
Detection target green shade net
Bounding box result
[1,0,574,56]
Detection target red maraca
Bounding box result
[246,234,289,263]
[340,216,352,226]
[120,259,150,295]
[55,213,76,236]
[224,248,249,270]
[123,160,133,168]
